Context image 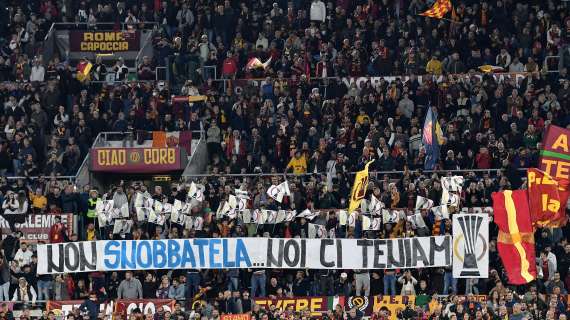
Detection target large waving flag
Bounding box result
[422,107,444,170]
[348,160,374,213]
[420,0,453,19]
[492,190,537,284]
[538,125,570,226]
[527,168,570,227]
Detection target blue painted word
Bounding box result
[103,239,252,270]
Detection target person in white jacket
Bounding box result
[2,191,19,214]
[310,0,326,22]
[398,271,418,295]
[29,60,45,82]
[14,243,33,267]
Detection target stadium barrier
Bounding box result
[181,168,528,179]
[35,294,570,319]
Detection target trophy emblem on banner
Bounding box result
[454,214,487,277]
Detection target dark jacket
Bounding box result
[79,295,106,320]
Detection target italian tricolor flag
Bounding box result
[328,296,345,310]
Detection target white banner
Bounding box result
[37,236,451,274]
[452,214,489,278]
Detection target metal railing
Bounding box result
[202,65,217,80]
[544,55,561,72]
[92,130,203,148]
[186,129,205,164]
[210,71,557,95]
[5,155,92,183]
[46,21,159,31]
[156,66,167,81]
[181,168,528,178]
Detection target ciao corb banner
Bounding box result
[0,214,73,243]
[90,147,187,173]
[69,31,140,52]
[37,237,451,274]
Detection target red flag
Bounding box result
[538,124,570,226]
[527,168,570,227]
[492,190,537,284]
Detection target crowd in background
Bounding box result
[0,170,568,320]
[0,0,569,319]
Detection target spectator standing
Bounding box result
[310,0,326,23]
[48,215,67,243]
[11,277,36,305]
[168,278,185,300]
[117,271,143,299]
[250,269,266,298]
[0,257,9,301]
[113,58,129,81]
[354,270,370,296]
[13,243,33,267]
[29,59,45,82]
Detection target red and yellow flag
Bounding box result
[528,168,570,227]
[348,160,374,213]
[537,125,570,226]
[492,190,537,284]
[420,0,452,19]
[76,61,92,82]
[171,95,208,103]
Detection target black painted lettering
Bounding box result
[357,239,373,268]
[430,236,451,266]
[336,239,343,268]
[404,238,412,268]
[266,239,283,267]
[319,239,335,268]
[64,243,80,271]
[79,242,97,271]
[373,239,387,268]
[387,239,405,268]
[300,239,306,268]
[283,240,300,267]
[47,244,64,273]
[411,238,429,267]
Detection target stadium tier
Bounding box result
[0,0,569,319]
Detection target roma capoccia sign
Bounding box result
[36,237,451,274]
[90,147,186,173]
[69,31,140,52]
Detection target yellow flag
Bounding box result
[348,160,374,213]
[76,62,92,82]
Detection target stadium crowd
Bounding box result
[0,0,569,319]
